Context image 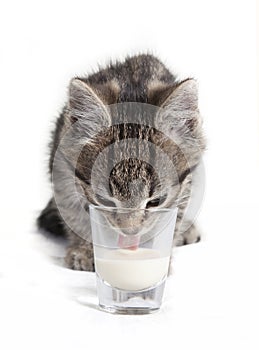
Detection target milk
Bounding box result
[95,248,170,291]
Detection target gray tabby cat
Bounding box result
[37,54,205,271]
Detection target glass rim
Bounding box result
[89,204,178,213]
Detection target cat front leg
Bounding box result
[181,223,201,245]
[65,231,95,271]
[173,216,201,246]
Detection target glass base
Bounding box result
[96,274,166,315]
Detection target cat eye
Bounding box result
[146,195,167,209]
[96,195,116,208]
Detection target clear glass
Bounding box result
[89,204,178,314]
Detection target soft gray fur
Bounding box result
[37,54,205,271]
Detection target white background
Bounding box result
[0,1,258,349]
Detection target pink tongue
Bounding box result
[118,234,140,250]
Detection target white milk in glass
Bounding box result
[95,248,170,291]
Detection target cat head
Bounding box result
[53,77,205,237]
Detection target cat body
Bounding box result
[38,54,205,271]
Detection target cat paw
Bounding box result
[174,224,201,246]
[65,245,95,271]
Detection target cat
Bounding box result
[37,54,205,271]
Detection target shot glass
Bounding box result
[89,204,178,314]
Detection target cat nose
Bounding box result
[115,213,144,235]
[116,218,144,235]
[120,227,140,235]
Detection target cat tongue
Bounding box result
[118,234,140,250]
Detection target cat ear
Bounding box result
[161,78,198,111]
[155,79,200,140]
[68,78,111,138]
